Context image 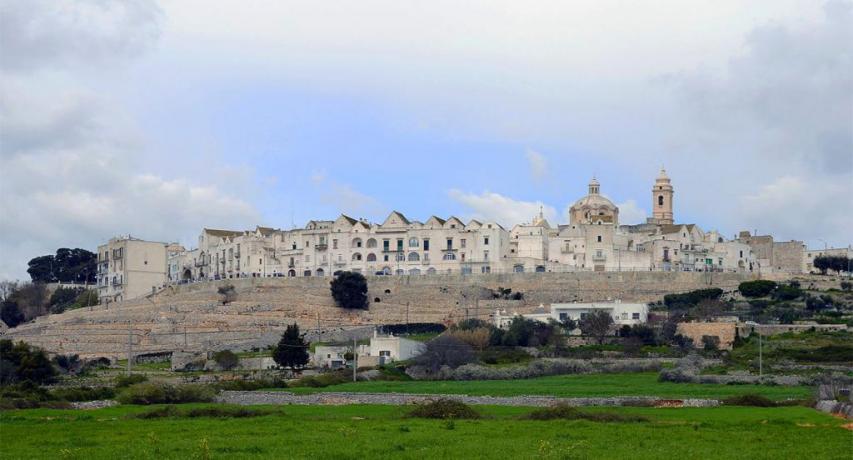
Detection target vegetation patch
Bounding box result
[133,405,277,419]
[523,404,649,423]
[721,394,778,407]
[116,383,215,405]
[406,399,481,419]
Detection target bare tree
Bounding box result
[579,310,614,345]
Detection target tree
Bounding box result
[27,248,97,283]
[738,280,777,298]
[0,340,57,385]
[813,255,850,275]
[218,284,237,305]
[329,272,369,309]
[501,316,538,347]
[694,299,725,321]
[579,310,614,345]
[413,334,476,373]
[272,324,309,371]
[49,287,84,314]
[213,350,240,370]
[1,300,23,327]
[701,335,720,352]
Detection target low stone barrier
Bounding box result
[216,391,720,408]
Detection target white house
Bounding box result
[365,331,426,365]
[494,301,648,330]
[313,344,368,369]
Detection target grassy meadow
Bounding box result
[285,372,814,400]
[1,404,849,459]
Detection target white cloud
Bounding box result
[310,173,384,218]
[738,176,853,247]
[615,200,647,225]
[449,190,556,228]
[525,149,549,183]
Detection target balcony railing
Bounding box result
[315,244,328,251]
[592,254,607,262]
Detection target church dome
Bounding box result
[569,177,619,225]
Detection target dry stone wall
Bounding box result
[5,271,756,358]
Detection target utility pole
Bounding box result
[184,326,188,348]
[352,337,357,383]
[758,333,763,378]
[317,313,321,343]
[406,302,410,335]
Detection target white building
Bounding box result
[365,331,426,365]
[494,301,648,330]
[97,236,183,303]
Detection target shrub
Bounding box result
[50,386,115,402]
[114,373,148,388]
[664,288,724,308]
[479,347,532,365]
[412,335,476,373]
[738,280,777,298]
[841,281,852,291]
[447,328,491,350]
[134,405,276,419]
[289,371,349,388]
[523,404,648,422]
[722,394,777,407]
[0,340,57,385]
[406,399,480,419]
[1,301,24,328]
[329,272,368,309]
[773,283,803,301]
[215,378,287,391]
[579,310,614,345]
[116,383,215,405]
[213,350,239,370]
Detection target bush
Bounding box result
[406,399,480,419]
[0,340,57,385]
[773,283,803,301]
[50,386,115,402]
[523,404,648,422]
[447,328,491,351]
[218,284,237,305]
[738,280,777,298]
[664,288,724,308]
[116,383,215,405]
[479,347,532,365]
[289,371,349,388]
[114,373,148,388]
[215,378,287,391]
[412,335,476,373]
[722,394,777,407]
[213,350,239,370]
[134,405,276,419]
[329,271,369,309]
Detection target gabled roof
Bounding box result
[338,214,358,226]
[660,224,697,235]
[256,226,277,236]
[381,211,411,227]
[444,216,465,228]
[425,216,446,227]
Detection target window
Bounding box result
[353,238,363,248]
[367,238,377,248]
[484,250,489,260]
[367,253,377,262]
[383,240,390,251]
[292,243,297,250]
[379,350,391,357]
[658,195,664,206]
[408,252,420,261]
[481,266,491,273]
[305,255,311,262]
[484,237,489,245]
[396,239,404,251]
[596,250,603,257]
[383,255,389,262]
[461,239,467,248]
[423,239,430,251]
[396,253,405,262]
[320,236,326,244]
[632,313,640,320]
[597,235,602,242]
[332,239,338,249]
[409,237,419,247]
[443,252,456,261]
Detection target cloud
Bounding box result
[0,0,260,281]
[448,190,556,228]
[310,173,384,218]
[615,200,647,225]
[738,175,853,247]
[0,0,162,72]
[525,149,549,183]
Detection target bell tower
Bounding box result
[652,168,674,225]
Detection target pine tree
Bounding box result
[273,323,309,370]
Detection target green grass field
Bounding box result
[1,404,848,459]
[287,372,814,400]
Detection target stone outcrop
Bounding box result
[4,271,757,358]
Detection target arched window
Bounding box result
[658,195,664,206]
[407,252,420,261]
[408,268,421,275]
[513,264,524,273]
[395,269,405,276]
[303,270,312,277]
[366,253,377,262]
[427,267,437,275]
[442,253,456,261]
[366,238,378,248]
[352,238,363,248]
[316,268,325,276]
[408,237,419,247]
[352,253,362,261]
[396,253,405,262]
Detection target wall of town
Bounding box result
[4,271,760,358]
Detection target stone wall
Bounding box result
[676,322,737,350]
[5,271,758,358]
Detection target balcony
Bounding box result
[441,248,457,252]
[592,254,607,262]
[315,243,328,251]
[195,259,208,267]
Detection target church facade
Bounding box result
[164,169,778,283]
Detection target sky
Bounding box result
[0,0,851,281]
